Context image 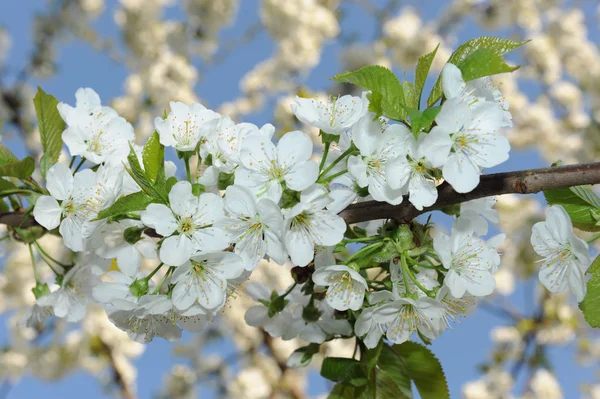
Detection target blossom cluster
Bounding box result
[25,62,592,355]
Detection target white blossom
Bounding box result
[140,181,229,266]
[290,94,366,135]
[531,205,591,301]
[155,101,220,152]
[312,265,367,311]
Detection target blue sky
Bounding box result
[0,0,598,397]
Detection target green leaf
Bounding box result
[544,187,600,232]
[410,106,442,135]
[126,144,167,203]
[96,191,154,220]
[580,254,600,327]
[0,156,36,179]
[0,144,18,166]
[377,346,412,398]
[321,357,368,387]
[570,186,600,209]
[34,87,66,178]
[287,343,321,368]
[458,48,519,82]
[328,384,367,399]
[427,37,528,107]
[403,81,418,110]
[142,131,164,185]
[390,342,450,399]
[333,65,407,121]
[415,44,439,108]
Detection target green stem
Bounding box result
[319,141,331,172]
[320,169,348,184]
[345,242,384,264]
[33,241,69,271]
[587,232,600,243]
[146,262,164,280]
[184,157,192,183]
[74,157,86,173]
[402,255,434,298]
[342,236,381,244]
[28,244,40,283]
[280,282,297,299]
[153,266,175,294]
[69,156,76,169]
[319,147,354,179]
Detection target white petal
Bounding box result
[442,152,481,193]
[46,163,73,200]
[160,235,193,266]
[33,196,62,230]
[141,204,177,236]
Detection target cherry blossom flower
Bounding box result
[312,265,367,311]
[290,94,366,135]
[58,88,135,166]
[284,184,346,267]
[155,101,220,152]
[531,205,591,301]
[235,130,318,203]
[140,181,229,266]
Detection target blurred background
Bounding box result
[0,0,599,398]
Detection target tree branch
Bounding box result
[339,162,600,224]
[1,163,600,232]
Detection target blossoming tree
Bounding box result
[0,32,598,398]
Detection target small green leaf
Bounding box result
[544,187,600,232]
[0,144,18,166]
[403,81,418,110]
[142,131,164,185]
[217,172,235,190]
[389,342,450,399]
[267,295,288,317]
[427,37,527,107]
[570,186,600,209]
[321,357,368,387]
[415,44,439,108]
[333,65,407,121]
[34,87,66,178]
[0,156,36,179]
[410,106,442,135]
[580,254,600,327]
[96,191,154,220]
[287,343,321,368]
[458,48,519,82]
[126,144,167,203]
[328,383,367,399]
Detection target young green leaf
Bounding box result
[333,65,407,121]
[126,145,167,203]
[569,185,600,209]
[403,81,418,110]
[410,106,441,136]
[544,187,600,232]
[415,44,439,108]
[389,342,450,399]
[580,255,600,327]
[96,191,155,220]
[0,156,36,179]
[287,343,321,368]
[321,357,368,387]
[458,48,520,82]
[0,144,18,166]
[142,131,164,185]
[34,87,66,178]
[427,37,528,107]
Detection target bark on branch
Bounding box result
[339,162,600,224]
[1,163,600,231]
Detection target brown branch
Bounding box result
[339,162,600,224]
[99,339,136,399]
[2,163,600,233]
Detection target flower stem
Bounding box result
[402,255,434,298]
[319,141,331,172]
[586,232,600,243]
[69,156,76,169]
[74,157,86,173]
[146,262,164,280]
[153,266,175,294]
[28,244,41,283]
[319,147,354,180]
[280,282,297,299]
[33,241,68,273]
[345,242,384,264]
[320,169,348,184]
[184,157,192,183]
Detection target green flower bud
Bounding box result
[129,278,149,298]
